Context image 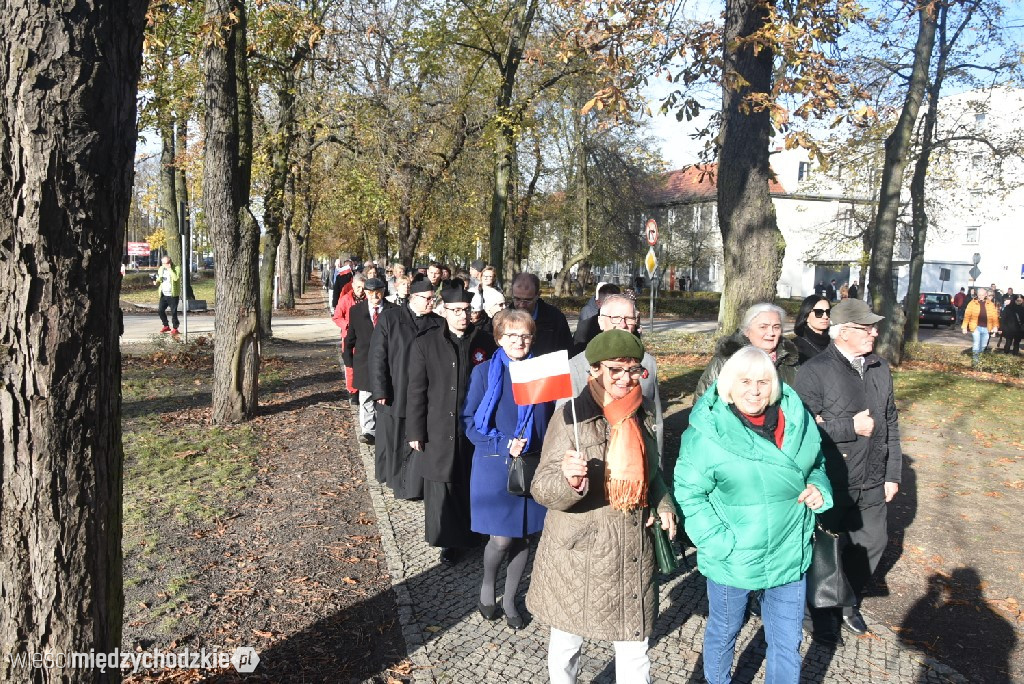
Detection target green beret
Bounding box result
[585,329,645,365]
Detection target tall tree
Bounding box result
[868,1,938,362]
[715,0,785,333]
[0,1,146,681]
[204,0,260,422]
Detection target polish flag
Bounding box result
[509,350,573,405]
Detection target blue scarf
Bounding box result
[473,347,536,451]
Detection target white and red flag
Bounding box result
[509,350,573,405]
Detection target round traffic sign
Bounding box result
[645,218,658,246]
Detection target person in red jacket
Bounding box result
[333,273,366,402]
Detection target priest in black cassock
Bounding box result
[405,286,496,564]
[369,278,443,500]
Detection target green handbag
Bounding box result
[652,518,679,575]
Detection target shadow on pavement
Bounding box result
[900,567,1017,684]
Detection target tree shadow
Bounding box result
[900,568,1017,684]
[257,390,344,417]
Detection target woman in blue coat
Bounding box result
[463,308,554,630]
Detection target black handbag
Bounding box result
[808,523,856,609]
[506,451,541,498]
[652,518,679,575]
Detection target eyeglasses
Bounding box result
[846,324,878,334]
[811,308,831,318]
[601,363,645,379]
[599,314,637,326]
[502,332,534,343]
[444,306,470,316]
[412,293,435,302]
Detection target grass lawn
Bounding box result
[121,277,217,306]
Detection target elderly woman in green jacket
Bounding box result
[674,346,833,684]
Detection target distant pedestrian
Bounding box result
[510,272,572,357]
[333,273,366,402]
[469,259,486,289]
[997,295,1022,355]
[331,259,353,310]
[572,282,621,355]
[952,287,966,324]
[386,275,411,308]
[962,288,1000,366]
[827,279,838,302]
[480,265,498,290]
[344,278,394,446]
[838,284,849,300]
[155,256,181,335]
[848,282,859,301]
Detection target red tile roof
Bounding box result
[646,164,787,206]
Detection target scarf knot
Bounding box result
[588,379,647,512]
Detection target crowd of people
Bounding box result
[321,258,914,683]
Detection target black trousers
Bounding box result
[158,294,180,328]
[819,484,889,615]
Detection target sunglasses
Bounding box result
[811,308,831,319]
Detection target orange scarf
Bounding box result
[588,379,647,511]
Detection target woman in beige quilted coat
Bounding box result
[526,330,678,684]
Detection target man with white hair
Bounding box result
[794,298,903,641]
[693,302,800,402]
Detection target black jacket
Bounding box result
[343,299,396,390]
[1000,302,1022,335]
[331,269,353,310]
[532,298,573,357]
[405,325,496,481]
[693,329,800,401]
[793,329,831,365]
[794,342,903,495]
[368,305,443,417]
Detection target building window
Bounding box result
[965,226,979,244]
[798,161,812,182]
[840,207,857,237]
[975,112,986,124]
[971,153,984,170]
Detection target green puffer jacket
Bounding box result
[673,381,833,591]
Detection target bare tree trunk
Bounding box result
[204,0,259,423]
[904,2,973,347]
[175,118,195,298]
[0,1,145,681]
[160,120,182,267]
[868,1,937,363]
[486,0,538,287]
[716,0,785,334]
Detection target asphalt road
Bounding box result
[121,310,969,348]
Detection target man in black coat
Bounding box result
[343,278,395,449]
[331,259,353,310]
[510,272,572,357]
[794,298,903,640]
[406,287,496,563]
[369,278,443,500]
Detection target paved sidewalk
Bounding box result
[355,444,967,683]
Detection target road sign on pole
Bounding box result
[645,218,658,246]
[645,247,657,278]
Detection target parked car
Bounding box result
[918,292,956,328]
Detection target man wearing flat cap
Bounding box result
[369,278,444,499]
[344,278,395,447]
[469,259,486,289]
[405,287,496,563]
[795,298,903,641]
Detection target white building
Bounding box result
[528,86,1024,300]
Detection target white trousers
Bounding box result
[358,390,376,435]
[547,626,651,684]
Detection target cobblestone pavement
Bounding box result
[356,445,968,684]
